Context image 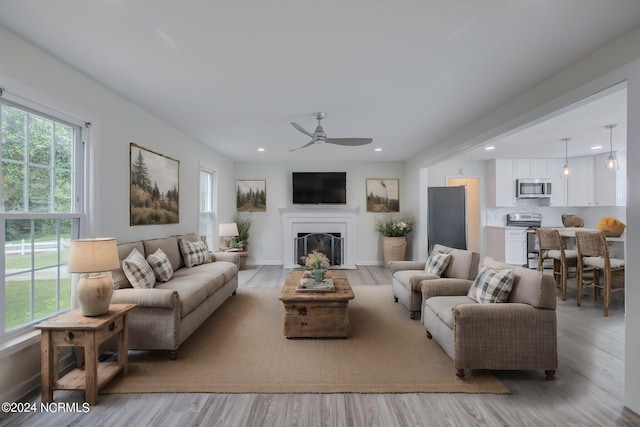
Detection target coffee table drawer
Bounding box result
[283,302,349,338]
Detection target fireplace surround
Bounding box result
[280,208,357,269]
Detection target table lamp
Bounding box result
[219,222,239,249]
[68,238,120,316]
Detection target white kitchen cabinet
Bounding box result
[593,151,626,206]
[567,156,595,206]
[485,226,527,266]
[566,153,626,207]
[488,159,516,207]
[515,159,548,179]
[505,229,527,266]
[547,158,567,206]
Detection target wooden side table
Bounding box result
[35,303,136,405]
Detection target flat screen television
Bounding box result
[292,172,347,204]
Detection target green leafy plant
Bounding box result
[301,250,330,271]
[233,214,252,248]
[376,214,415,237]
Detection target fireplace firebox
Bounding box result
[296,233,343,266]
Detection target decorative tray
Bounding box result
[297,278,335,292]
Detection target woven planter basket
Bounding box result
[383,236,407,267]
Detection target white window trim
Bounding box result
[0,84,89,346]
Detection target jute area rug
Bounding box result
[103,285,509,394]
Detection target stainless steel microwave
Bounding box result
[516,178,552,198]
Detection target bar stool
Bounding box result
[536,228,578,301]
[575,231,625,317]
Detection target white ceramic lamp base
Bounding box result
[77,273,114,316]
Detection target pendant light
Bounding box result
[604,124,619,171]
[561,138,571,177]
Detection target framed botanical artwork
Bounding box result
[236,180,267,212]
[130,143,180,225]
[366,178,399,212]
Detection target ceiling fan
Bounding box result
[289,112,373,152]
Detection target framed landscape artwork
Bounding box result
[236,180,267,212]
[130,143,180,225]
[366,178,399,212]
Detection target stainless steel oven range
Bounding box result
[506,213,542,269]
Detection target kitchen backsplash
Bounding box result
[486,202,626,229]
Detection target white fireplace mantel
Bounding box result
[280,208,358,269]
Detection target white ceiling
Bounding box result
[455,85,628,161]
[1,1,639,163]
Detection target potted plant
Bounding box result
[232,214,251,252]
[301,250,330,283]
[376,214,415,267]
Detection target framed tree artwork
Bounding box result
[130,143,180,225]
[236,180,267,212]
[366,178,399,212]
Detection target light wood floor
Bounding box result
[2,265,639,426]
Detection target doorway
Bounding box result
[447,177,480,254]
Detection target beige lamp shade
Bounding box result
[219,222,239,237]
[68,238,120,273]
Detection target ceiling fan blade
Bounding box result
[289,140,316,152]
[325,138,373,146]
[290,122,314,138]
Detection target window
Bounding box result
[1,95,84,339]
[199,168,216,250]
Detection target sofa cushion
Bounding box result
[179,238,211,268]
[171,261,236,297]
[154,275,209,318]
[174,233,200,268]
[143,237,182,272]
[480,257,555,309]
[424,296,475,329]
[147,248,174,282]
[467,267,514,303]
[393,270,438,292]
[425,253,451,276]
[122,248,157,289]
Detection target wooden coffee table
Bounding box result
[279,270,355,338]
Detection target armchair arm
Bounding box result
[454,303,557,370]
[210,251,239,266]
[111,288,179,310]
[389,260,426,274]
[421,278,473,302]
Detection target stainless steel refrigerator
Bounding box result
[427,186,467,251]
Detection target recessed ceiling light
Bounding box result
[257,148,265,152]
[374,148,382,152]
[484,146,495,151]
[590,145,603,150]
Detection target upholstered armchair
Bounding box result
[389,244,479,319]
[422,257,558,379]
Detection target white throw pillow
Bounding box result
[467,266,514,304]
[179,238,211,268]
[425,252,451,277]
[147,248,174,282]
[122,248,156,289]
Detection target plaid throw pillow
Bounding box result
[425,252,451,276]
[147,248,174,282]
[467,267,514,303]
[179,238,211,268]
[122,248,156,289]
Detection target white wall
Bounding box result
[234,161,407,265]
[0,25,236,401]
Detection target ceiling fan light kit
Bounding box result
[289,112,373,152]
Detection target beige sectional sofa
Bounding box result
[422,257,557,379]
[108,233,239,359]
[389,244,480,319]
